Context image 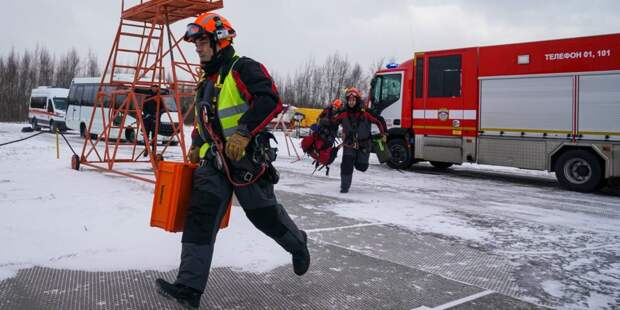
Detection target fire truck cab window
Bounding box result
[370,74,401,113]
[380,74,402,103]
[429,55,462,98]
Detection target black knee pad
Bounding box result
[341,155,355,175]
[355,162,369,172]
[244,206,288,238]
[182,191,225,245]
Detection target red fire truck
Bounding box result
[370,33,620,192]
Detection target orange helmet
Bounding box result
[331,99,342,109]
[184,12,236,49]
[345,87,362,99]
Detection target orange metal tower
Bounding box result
[76,0,223,183]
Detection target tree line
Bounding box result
[0,46,100,122]
[273,53,387,109]
[0,46,389,122]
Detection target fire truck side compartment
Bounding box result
[479,75,574,138]
[578,73,620,141]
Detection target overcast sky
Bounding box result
[1,0,619,78]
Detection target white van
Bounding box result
[28,87,70,131]
[65,75,180,145]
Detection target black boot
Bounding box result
[266,204,311,276]
[156,278,202,309]
[340,174,352,193]
[293,231,311,276]
[274,229,311,276]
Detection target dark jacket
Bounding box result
[335,99,386,149]
[318,107,340,132]
[192,46,282,147]
[142,91,161,119]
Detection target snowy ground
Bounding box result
[1,122,619,309]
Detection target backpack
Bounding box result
[301,128,339,175]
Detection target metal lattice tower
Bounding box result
[77,0,223,183]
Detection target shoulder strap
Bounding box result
[216,54,241,86]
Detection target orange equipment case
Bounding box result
[151,161,231,232]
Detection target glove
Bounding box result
[225,131,251,161]
[381,134,387,143]
[188,145,200,164]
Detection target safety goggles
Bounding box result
[184,23,207,42]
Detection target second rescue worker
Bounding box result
[155,12,310,309]
[335,88,387,193]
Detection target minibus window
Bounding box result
[30,97,46,109]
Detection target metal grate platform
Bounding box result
[0,240,540,310]
[122,0,224,24]
[0,190,543,309]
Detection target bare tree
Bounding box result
[368,57,386,78]
[333,54,350,101]
[345,63,364,91]
[272,52,383,109]
[38,47,55,86]
[0,49,19,121]
[0,56,6,120]
[16,51,34,121]
[85,49,100,77]
[0,46,105,122]
[55,48,81,88]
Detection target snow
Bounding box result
[1,122,620,309]
[270,132,620,309]
[541,280,564,298]
[0,123,289,282]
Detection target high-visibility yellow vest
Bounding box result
[195,57,249,158]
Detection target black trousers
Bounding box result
[143,116,156,142]
[340,146,370,191]
[176,159,305,291]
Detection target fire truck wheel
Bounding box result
[430,161,453,169]
[387,138,413,169]
[555,149,604,192]
[71,154,80,171]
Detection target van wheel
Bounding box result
[430,161,453,169]
[50,120,57,133]
[125,128,136,143]
[387,138,413,169]
[555,150,604,192]
[31,118,40,131]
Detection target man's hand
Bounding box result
[188,145,201,164]
[381,134,388,143]
[225,131,251,161]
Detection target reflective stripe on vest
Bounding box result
[199,142,210,159]
[197,57,248,158]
